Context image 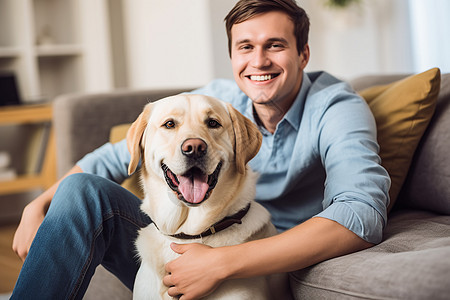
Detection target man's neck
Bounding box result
[251,75,304,134]
[252,103,288,134]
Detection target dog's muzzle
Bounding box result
[162,162,222,206]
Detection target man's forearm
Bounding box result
[223,216,373,279]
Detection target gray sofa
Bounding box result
[53,73,450,299]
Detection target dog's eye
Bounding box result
[163,120,175,129]
[207,119,221,129]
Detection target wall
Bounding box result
[123,0,217,90]
[302,0,414,79]
[206,0,237,80]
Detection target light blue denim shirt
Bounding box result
[78,71,390,244]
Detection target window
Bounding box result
[409,0,450,73]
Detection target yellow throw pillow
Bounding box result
[360,68,441,212]
[109,123,131,144]
[110,123,144,199]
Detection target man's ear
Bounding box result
[226,103,262,174]
[126,104,152,175]
[299,44,310,69]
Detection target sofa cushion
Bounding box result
[398,73,450,214]
[359,68,441,211]
[289,210,450,299]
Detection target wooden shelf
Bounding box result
[0,103,52,123]
[0,103,56,195]
[0,174,43,194]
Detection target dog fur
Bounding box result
[127,94,289,299]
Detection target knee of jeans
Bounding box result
[51,173,105,213]
[57,173,99,194]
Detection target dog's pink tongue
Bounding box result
[178,171,209,204]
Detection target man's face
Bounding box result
[230,11,309,112]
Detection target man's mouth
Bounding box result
[162,162,222,206]
[247,73,280,82]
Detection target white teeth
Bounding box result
[250,75,273,81]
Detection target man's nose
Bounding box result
[250,48,271,68]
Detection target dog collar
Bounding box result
[166,203,251,240]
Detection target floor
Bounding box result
[0,191,35,294]
[0,223,22,294]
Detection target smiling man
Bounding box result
[11,0,390,299]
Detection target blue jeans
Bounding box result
[11,173,151,300]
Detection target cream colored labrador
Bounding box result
[127,94,290,300]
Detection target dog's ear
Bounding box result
[226,103,262,174]
[126,104,151,175]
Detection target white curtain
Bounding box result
[409,0,450,73]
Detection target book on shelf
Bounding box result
[0,151,17,181]
[24,122,51,175]
[0,167,17,182]
[0,151,12,169]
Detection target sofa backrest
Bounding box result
[398,73,450,214]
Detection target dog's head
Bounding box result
[126,94,262,208]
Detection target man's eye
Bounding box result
[239,45,252,51]
[163,120,175,129]
[207,119,221,128]
[270,43,284,49]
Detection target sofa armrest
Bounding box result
[53,88,188,177]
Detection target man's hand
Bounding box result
[12,201,46,261]
[163,243,228,300]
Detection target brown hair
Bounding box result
[225,0,310,57]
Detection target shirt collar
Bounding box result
[245,72,312,134]
[283,72,311,131]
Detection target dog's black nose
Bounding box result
[181,138,207,159]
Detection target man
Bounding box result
[12,0,390,299]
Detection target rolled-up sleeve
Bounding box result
[316,196,387,244]
[314,84,390,244]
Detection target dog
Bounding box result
[127,94,290,299]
